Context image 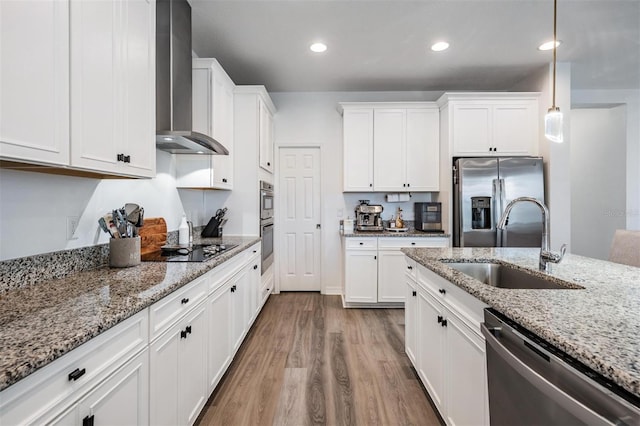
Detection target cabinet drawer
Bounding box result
[0,310,148,425]
[345,238,377,249]
[149,274,208,341]
[207,245,258,294]
[379,237,449,249]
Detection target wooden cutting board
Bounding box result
[139,217,167,255]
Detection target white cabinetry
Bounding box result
[343,237,449,306]
[341,103,439,192]
[0,310,149,425]
[406,260,490,426]
[0,0,156,178]
[438,93,540,157]
[0,0,70,165]
[207,283,232,393]
[176,58,235,190]
[259,99,274,173]
[404,258,418,365]
[70,0,156,177]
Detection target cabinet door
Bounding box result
[211,76,234,188]
[343,109,374,192]
[120,0,155,177]
[0,0,70,165]
[248,257,261,325]
[405,277,418,366]
[259,100,273,173]
[417,289,445,411]
[231,268,248,353]
[207,284,232,393]
[175,154,214,188]
[445,312,488,426]
[178,303,208,426]
[69,0,120,173]
[377,250,407,303]
[344,250,378,303]
[373,109,405,191]
[451,104,492,156]
[78,349,149,426]
[493,103,537,155]
[406,109,439,191]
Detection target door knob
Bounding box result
[316,224,321,229]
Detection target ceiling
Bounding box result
[191,0,640,93]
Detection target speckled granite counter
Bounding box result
[343,230,450,238]
[402,247,640,399]
[0,236,260,392]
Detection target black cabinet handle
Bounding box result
[438,288,446,295]
[407,183,410,187]
[407,265,413,270]
[123,155,131,163]
[82,415,95,426]
[117,153,124,162]
[411,242,416,246]
[181,298,189,304]
[254,265,258,270]
[186,325,192,335]
[267,162,271,166]
[68,368,86,381]
[222,178,227,183]
[412,290,417,297]
[253,250,257,253]
[369,183,372,187]
[231,285,236,293]
[374,255,377,260]
[359,242,363,245]
[403,183,406,187]
[437,315,443,323]
[441,319,448,327]
[180,330,187,339]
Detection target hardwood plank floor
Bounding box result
[197,293,443,426]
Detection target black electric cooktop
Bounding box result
[141,243,239,262]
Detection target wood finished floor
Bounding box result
[196,293,443,426]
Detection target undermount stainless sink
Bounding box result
[445,262,583,290]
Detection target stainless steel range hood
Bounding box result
[155,0,228,155]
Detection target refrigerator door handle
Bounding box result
[492,178,499,231]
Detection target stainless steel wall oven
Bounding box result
[260,181,274,273]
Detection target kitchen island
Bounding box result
[0,236,260,392]
[402,247,640,399]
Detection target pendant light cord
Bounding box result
[552,0,557,109]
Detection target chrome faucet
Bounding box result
[497,197,567,272]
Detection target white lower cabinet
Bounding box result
[150,301,208,426]
[378,250,411,302]
[407,259,490,426]
[344,249,378,303]
[230,267,249,354]
[207,283,232,394]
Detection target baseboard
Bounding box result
[322,286,342,295]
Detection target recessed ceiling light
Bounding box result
[197,151,204,154]
[310,42,327,53]
[538,40,562,51]
[162,137,173,141]
[431,41,450,52]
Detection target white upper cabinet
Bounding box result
[342,103,439,192]
[259,99,274,173]
[343,108,374,192]
[0,0,70,165]
[439,93,540,157]
[179,58,235,189]
[0,0,156,178]
[70,0,156,177]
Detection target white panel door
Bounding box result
[373,109,405,191]
[406,109,440,191]
[343,109,374,191]
[279,147,321,291]
[0,0,70,165]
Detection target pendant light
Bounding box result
[544,0,563,143]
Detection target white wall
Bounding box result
[570,106,627,259]
[572,89,640,231]
[271,91,442,294]
[0,150,211,260]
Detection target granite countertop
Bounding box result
[343,229,450,238]
[0,236,260,392]
[402,247,640,399]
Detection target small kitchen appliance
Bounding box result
[141,243,238,262]
[355,200,383,231]
[415,202,444,232]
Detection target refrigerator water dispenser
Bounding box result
[471,197,492,229]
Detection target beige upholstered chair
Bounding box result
[609,230,640,267]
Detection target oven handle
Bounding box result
[481,323,610,425]
[262,223,274,230]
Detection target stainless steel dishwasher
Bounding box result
[482,309,640,425]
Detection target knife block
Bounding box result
[201,217,223,238]
[109,237,141,268]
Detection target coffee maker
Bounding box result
[414,202,444,232]
[355,200,383,231]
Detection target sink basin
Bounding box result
[445,262,582,290]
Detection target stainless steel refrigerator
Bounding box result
[453,157,545,247]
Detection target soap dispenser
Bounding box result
[178,215,189,245]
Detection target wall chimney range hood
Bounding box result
[155,0,228,155]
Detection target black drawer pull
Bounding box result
[82,415,95,426]
[68,368,86,381]
[254,265,258,270]
[123,155,131,163]
[231,285,236,293]
[438,288,446,295]
[359,242,363,245]
[441,319,448,327]
[186,325,192,335]
[437,315,443,323]
[411,242,416,245]
[412,291,417,297]
[181,298,189,304]
[407,266,413,270]
[222,178,227,183]
[267,162,271,166]
[180,329,187,339]
[117,153,124,162]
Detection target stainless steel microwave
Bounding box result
[260,181,274,220]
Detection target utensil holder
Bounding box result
[109,237,141,268]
